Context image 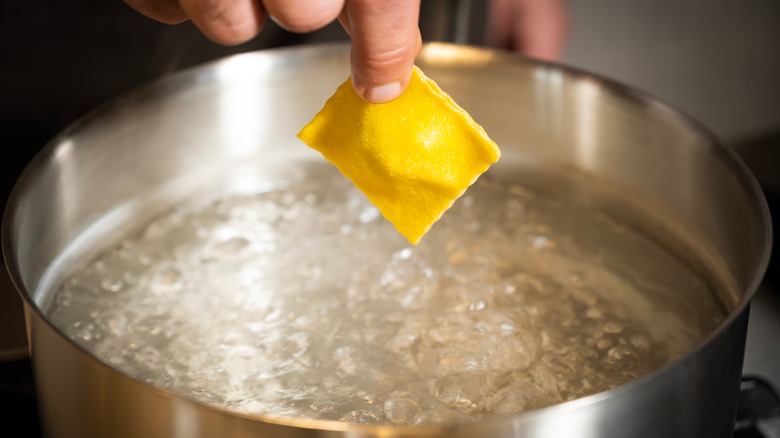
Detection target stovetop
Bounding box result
[739,285,780,438]
[0,359,40,438]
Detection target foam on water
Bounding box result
[48,169,726,425]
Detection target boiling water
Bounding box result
[48,169,726,425]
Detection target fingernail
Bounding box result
[365,82,401,104]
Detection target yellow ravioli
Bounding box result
[297,66,501,245]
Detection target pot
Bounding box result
[2,43,772,437]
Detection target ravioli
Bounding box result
[297,66,500,244]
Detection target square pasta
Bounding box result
[298,66,500,244]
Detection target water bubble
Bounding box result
[630,334,651,351]
[413,406,470,425]
[394,248,413,261]
[150,267,183,294]
[569,274,585,288]
[585,307,603,320]
[75,323,95,342]
[432,373,487,409]
[359,206,381,223]
[100,276,124,292]
[384,391,422,424]
[469,300,487,312]
[532,235,554,249]
[572,288,597,305]
[596,338,612,350]
[56,291,73,307]
[340,408,383,424]
[603,321,624,334]
[386,328,419,353]
[138,252,154,266]
[486,386,528,414]
[500,323,517,335]
[606,345,632,362]
[529,366,559,395]
[334,346,358,376]
[504,198,525,220]
[103,313,130,337]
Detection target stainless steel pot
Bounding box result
[2,43,772,438]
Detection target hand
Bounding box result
[487,0,567,61]
[124,0,421,103]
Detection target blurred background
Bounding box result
[1,0,779,436]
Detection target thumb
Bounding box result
[341,0,422,103]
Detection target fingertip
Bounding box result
[265,0,344,33]
[352,61,416,104]
[180,0,265,46]
[362,81,402,104]
[211,13,265,46]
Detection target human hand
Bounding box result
[124,0,421,103]
[487,0,567,61]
